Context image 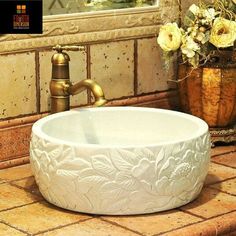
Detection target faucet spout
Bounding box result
[50,45,107,113]
[67,79,107,107]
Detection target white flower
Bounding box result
[157,23,182,52]
[181,36,200,58]
[189,4,200,15]
[210,17,236,48]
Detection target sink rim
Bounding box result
[32,107,209,149]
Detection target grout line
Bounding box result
[9,182,42,198]
[153,221,205,236]
[33,217,92,235]
[205,176,236,187]
[35,50,41,114]
[178,208,206,220]
[86,44,92,104]
[207,185,236,197]
[0,220,30,235]
[211,160,236,170]
[100,218,145,236]
[0,200,44,213]
[156,210,236,236]
[133,39,138,96]
[211,150,236,158]
[3,175,34,185]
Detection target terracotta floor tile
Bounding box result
[205,162,236,185]
[211,178,236,195]
[0,201,91,235]
[0,164,32,181]
[102,210,202,236]
[162,211,236,236]
[211,145,236,157]
[39,218,140,236]
[0,183,41,211]
[181,187,236,219]
[0,222,26,236]
[212,152,236,168]
[11,176,41,196]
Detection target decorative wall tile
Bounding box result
[0,52,36,119]
[0,124,32,162]
[137,37,176,94]
[39,50,87,113]
[90,40,134,100]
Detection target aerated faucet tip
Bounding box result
[94,98,107,107]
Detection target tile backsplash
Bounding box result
[0,37,176,120]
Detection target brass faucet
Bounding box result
[50,45,106,113]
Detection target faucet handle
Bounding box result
[53,44,86,53]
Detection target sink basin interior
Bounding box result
[35,107,208,147]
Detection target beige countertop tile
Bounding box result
[0,183,41,211]
[205,162,236,185]
[0,222,26,236]
[181,187,236,219]
[102,210,202,236]
[39,218,140,236]
[0,201,91,235]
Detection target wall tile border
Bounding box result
[0,2,179,54]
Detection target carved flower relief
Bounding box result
[30,132,210,214]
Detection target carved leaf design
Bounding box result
[59,158,91,171]
[115,171,139,191]
[110,149,136,171]
[77,175,108,194]
[92,155,116,177]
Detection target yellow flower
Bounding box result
[210,17,236,48]
[157,23,182,52]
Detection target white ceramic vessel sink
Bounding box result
[30,107,210,215]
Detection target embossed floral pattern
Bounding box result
[30,132,210,215]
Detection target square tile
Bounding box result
[103,210,202,236]
[137,38,174,94]
[205,162,236,185]
[90,40,134,100]
[0,223,26,236]
[0,52,36,119]
[0,201,91,234]
[0,183,41,211]
[0,164,32,181]
[181,187,236,219]
[212,152,236,168]
[39,50,87,113]
[39,218,139,236]
[11,176,41,196]
[211,178,236,196]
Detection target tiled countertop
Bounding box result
[0,145,235,236]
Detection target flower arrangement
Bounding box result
[157,0,236,68]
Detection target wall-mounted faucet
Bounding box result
[50,44,106,113]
